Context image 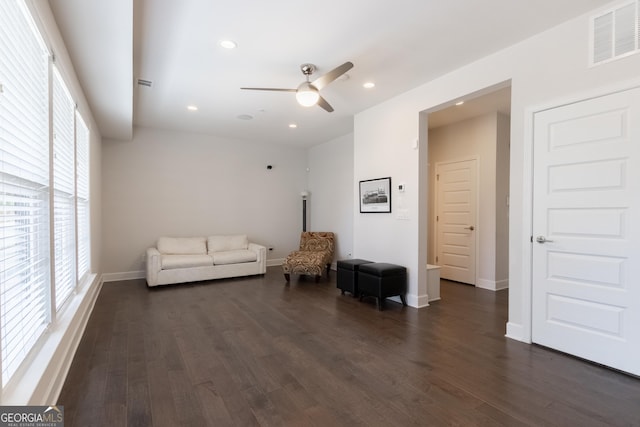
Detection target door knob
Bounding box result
[536,235,554,243]
[465,226,475,231]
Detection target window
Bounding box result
[0,0,51,386]
[0,0,92,387]
[52,68,76,308]
[76,114,90,284]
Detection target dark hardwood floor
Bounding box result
[58,267,640,426]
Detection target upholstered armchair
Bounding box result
[283,232,335,282]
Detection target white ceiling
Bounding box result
[48,0,611,147]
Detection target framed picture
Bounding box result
[359,177,391,213]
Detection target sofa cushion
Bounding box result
[207,234,249,254]
[161,254,213,270]
[158,237,207,255]
[212,249,257,265]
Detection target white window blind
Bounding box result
[52,68,76,309]
[0,0,51,386]
[75,113,90,283]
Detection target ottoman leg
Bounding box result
[400,294,407,306]
[284,273,290,282]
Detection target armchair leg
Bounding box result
[315,275,321,283]
[326,264,331,277]
[284,273,290,282]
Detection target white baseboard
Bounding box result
[494,279,509,290]
[505,322,530,343]
[406,293,430,308]
[476,278,509,291]
[266,258,284,267]
[102,270,145,282]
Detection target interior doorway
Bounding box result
[425,83,511,291]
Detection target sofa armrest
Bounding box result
[248,243,267,273]
[146,247,161,286]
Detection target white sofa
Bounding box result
[146,234,266,287]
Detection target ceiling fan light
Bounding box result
[296,83,320,107]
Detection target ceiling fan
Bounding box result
[241,61,354,112]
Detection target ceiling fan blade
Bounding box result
[240,87,296,92]
[311,61,354,90]
[317,95,334,113]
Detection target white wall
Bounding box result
[428,112,508,290]
[307,133,354,264]
[101,126,308,276]
[354,101,424,305]
[353,1,640,339]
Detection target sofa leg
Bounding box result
[284,273,290,282]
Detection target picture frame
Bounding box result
[359,177,391,213]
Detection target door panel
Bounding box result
[436,159,477,285]
[532,87,640,376]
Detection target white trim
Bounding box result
[505,322,528,342]
[102,270,145,282]
[518,76,640,347]
[406,292,430,308]
[494,279,509,290]
[266,258,284,267]
[476,278,509,291]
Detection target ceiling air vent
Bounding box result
[137,78,153,88]
[590,0,639,65]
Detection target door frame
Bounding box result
[511,77,640,344]
[434,156,480,286]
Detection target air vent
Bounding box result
[590,0,639,65]
[137,78,153,88]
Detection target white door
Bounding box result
[532,87,640,376]
[436,159,477,285]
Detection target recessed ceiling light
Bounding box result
[363,82,375,89]
[237,114,253,120]
[289,123,297,128]
[456,101,465,106]
[219,40,237,49]
[187,105,198,111]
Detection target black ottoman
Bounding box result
[337,259,372,297]
[358,263,407,310]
